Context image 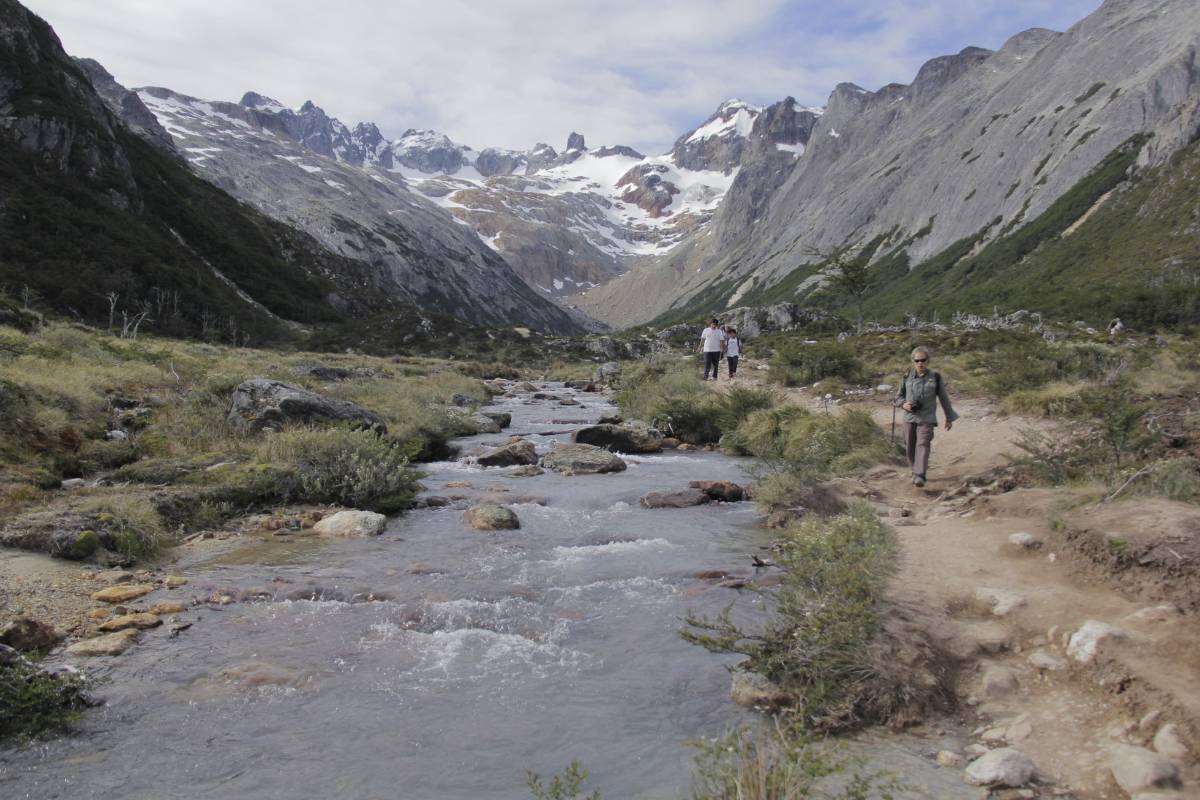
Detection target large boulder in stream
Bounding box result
[312,510,387,537]
[478,440,538,467]
[227,379,387,434]
[478,411,511,429]
[689,480,745,502]
[469,413,503,434]
[640,488,711,508]
[541,443,627,475]
[465,504,520,530]
[573,423,663,453]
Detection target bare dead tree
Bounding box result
[105,291,119,333]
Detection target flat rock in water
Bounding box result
[640,488,711,509]
[689,480,745,502]
[963,748,1034,787]
[477,440,537,467]
[91,584,156,603]
[573,423,663,453]
[0,617,67,652]
[541,443,627,475]
[1067,620,1127,663]
[97,612,162,632]
[465,504,520,530]
[147,601,187,616]
[1108,745,1180,794]
[227,378,387,434]
[312,510,387,538]
[510,465,545,477]
[65,629,140,657]
[470,413,503,433]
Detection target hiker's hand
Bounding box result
[945,421,953,431]
[903,402,914,412]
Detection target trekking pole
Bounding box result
[891,403,897,445]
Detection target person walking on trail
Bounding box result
[697,318,726,381]
[724,327,742,380]
[893,346,958,487]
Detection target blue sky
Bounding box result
[26,0,1102,153]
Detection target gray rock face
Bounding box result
[669,99,763,173]
[573,423,663,453]
[541,443,627,475]
[719,302,836,338]
[128,87,583,334]
[227,378,387,434]
[74,58,176,152]
[565,132,586,152]
[578,0,1200,327]
[477,440,538,467]
[312,510,387,537]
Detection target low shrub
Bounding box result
[77,496,168,560]
[768,342,862,388]
[684,506,947,730]
[0,659,97,743]
[526,761,601,800]
[261,427,419,513]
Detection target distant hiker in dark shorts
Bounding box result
[697,318,726,381]
[724,327,741,380]
[893,346,958,487]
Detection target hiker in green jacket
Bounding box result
[894,346,958,487]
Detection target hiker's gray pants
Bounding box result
[904,422,935,479]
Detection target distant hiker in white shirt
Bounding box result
[724,327,742,380]
[697,318,726,381]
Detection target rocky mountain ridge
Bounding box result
[175,90,818,298]
[573,0,1200,327]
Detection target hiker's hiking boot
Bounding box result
[913,476,926,488]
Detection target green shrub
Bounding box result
[262,427,418,513]
[1127,458,1200,503]
[738,407,890,491]
[614,362,768,444]
[78,497,167,560]
[0,659,97,743]
[526,761,601,800]
[684,506,912,729]
[769,342,862,387]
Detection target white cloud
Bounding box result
[24,0,1101,153]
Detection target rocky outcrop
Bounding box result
[689,480,745,502]
[73,58,176,152]
[541,443,627,475]
[227,379,387,434]
[573,423,663,453]
[477,440,538,467]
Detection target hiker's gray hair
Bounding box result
[910,346,931,359]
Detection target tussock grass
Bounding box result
[0,659,97,743]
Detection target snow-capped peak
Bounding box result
[239,91,287,113]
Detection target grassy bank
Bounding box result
[0,321,543,563]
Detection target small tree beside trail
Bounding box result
[807,247,874,334]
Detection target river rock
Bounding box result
[65,629,140,657]
[936,750,966,768]
[164,575,188,588]
[1109,745,1181,794]
[1006,532,1043,551]
[465,504,520,530]
[975,587,1027,617]
[449,393,473,407]
[293,365,379,382]
[565,380,596,392]
[1066,620,1127,664]
[479,411,511,429]
[689,480,745,502]
[470,413,503,433]
[597,412,623,425]
[92,584,156,603]
[312,510,387,537]
[1028,649,1067,671]
[729,670,791,708]
[227,378,387,434]
[573,423,663,453]
[512,382,536,393]
[542,443,627,475]
[963,748,1035,787]
[0,617,67,652]
[640,488,711,508]
[478,440,537,467]
[148,601,187,616]
[97,612,162,632]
